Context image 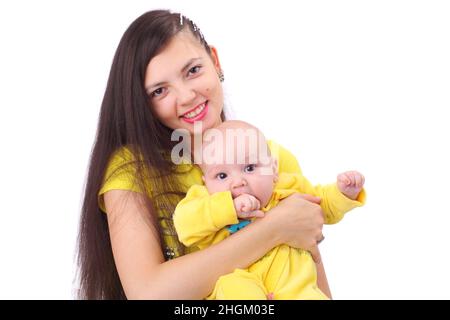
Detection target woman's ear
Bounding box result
[209,46,222,71]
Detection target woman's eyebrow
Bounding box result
[146,57,202,92]
[180,57,202,73]
[146,81,166,93]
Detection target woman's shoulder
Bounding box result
[98,145,143,212]
[109,144,137,163]
[267,139,302,175]
[98,145,204,212]
[103,145,139,180]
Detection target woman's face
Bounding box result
[145,30,224,135]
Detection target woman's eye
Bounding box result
[216,172,227,180]
[150,87,165,98]
[188,65,202,76]
[244,164,256,173]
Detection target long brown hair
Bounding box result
[76,10,225,300]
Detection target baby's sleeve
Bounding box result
[288,174,366,224]
[269,140,366,224]
[319,184,366,224]
[173,185,239,250]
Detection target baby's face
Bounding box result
[200,131,278,208]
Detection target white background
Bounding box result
[1,0,449,299]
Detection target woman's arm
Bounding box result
[104,189,324,299]
[311,247,332,299]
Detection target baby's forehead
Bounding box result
[202,128,269,154]
[201,140,269,165]
[200,162,234,173]
[199,120,271,166]
[201,153,255,166]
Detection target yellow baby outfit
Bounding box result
[174,173,366,300]
[98,140,304,260]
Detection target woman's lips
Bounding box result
[181,101,209,123]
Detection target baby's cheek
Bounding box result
[252,176,275,207]
[204,179,229,194]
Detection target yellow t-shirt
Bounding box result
[98,140,311,259]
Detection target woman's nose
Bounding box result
[176,83,196,107]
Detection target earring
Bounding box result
[218,70,225,82]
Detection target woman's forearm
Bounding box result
[315,250,332,299]
[138,217,280,299]
[131,193,328,299]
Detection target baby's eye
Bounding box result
[187,65,202,76]
[244,164,256,173]
[216,172,227,180]
[150,87,166,98]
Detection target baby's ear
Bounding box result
[272,158,279,183]
[272,157,279,173]
[273,173,279,184]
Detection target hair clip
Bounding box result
[198,29,205,40]
[179,13,183,26]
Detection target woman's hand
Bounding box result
[264,192,324,262]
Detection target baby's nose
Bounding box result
[232,177,247,189]
[231,178,247,197]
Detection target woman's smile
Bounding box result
[180,100,209,123]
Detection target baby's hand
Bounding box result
[233,194,264,219]
[337,171,365,200]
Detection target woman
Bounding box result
[77,9,328,300]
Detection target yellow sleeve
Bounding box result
[317,184,366,224]
[98,146,144,213]
[279,173,366,224]
[269,140,366,224]
[173,185,239,250]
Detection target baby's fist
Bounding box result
[337,171,365,200]
[233,194,264,219]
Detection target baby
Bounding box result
[173,120,366,300]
